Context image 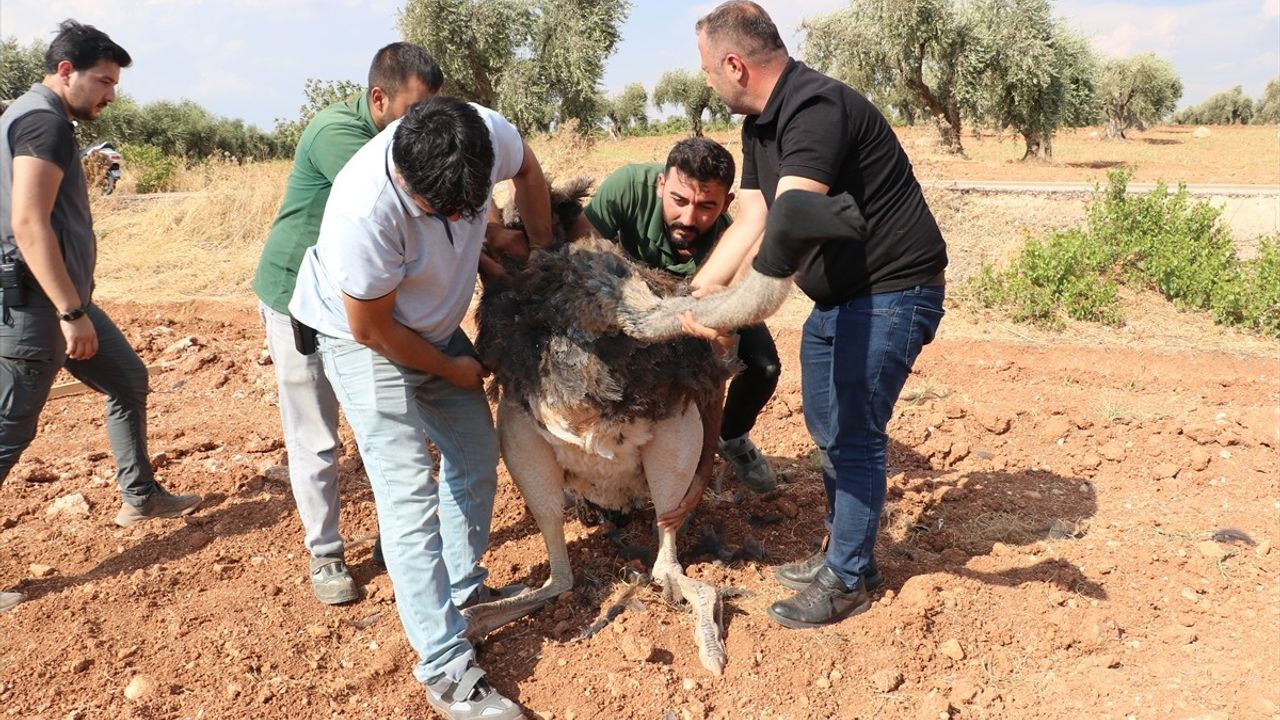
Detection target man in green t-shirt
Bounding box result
[250,43,442,605]
[569,137,782,519]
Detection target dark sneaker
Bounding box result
[0,590,26,613]
[775,545,883,592]
[310,557,359,605]
[458,582,530,610]
[767,566,872,629]
[426,665,523,720]
[114,488,202,527]
[718,435,777,492]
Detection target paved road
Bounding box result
[921,179,1280,197]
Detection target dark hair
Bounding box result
[368,42,444,98]
[695,1,786,60]
[44,19,132,73]
[393,96,494,221]
[665,137,735,190]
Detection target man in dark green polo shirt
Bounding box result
[251,43,441,605]
[569,137,782,525]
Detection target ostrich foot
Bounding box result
[653,562,727,676]
[461,584,553,642]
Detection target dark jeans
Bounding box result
[721,322,780,441]
[0,302,157,505]
[800,285,945,588]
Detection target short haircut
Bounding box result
[665,137,735,190]
[392,96,494,221]
[44,19,132,73]
[695,1,787,60]
[368,42,444,98]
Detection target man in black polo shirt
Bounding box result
[676,1,947,629]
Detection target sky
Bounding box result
[2,0,1278,131]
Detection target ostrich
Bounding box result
[467,180,736,675]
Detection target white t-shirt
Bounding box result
[289,103,524,346]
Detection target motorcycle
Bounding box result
[82,141,123,195]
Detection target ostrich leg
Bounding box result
[463,400,573,640]
[643,403,727,676]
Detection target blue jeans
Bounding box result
[800,286,945,589]
[318,328,498,684]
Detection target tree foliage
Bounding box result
[966,0,1098,159]
[602,82,649,138]
[1,36,47,103]
[1255,77,1280,124]
[272,79,364,153]
[1097,52,1182,139]
[398,0,629,134]
[652,69,728,137]
[1173,85,1255,125]
[801,0,979,154]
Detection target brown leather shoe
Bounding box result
[767,566,872,629]
[114,488,202,527]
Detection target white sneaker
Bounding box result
[426,665,523,720]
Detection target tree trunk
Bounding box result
[906,76,965,155]
[1021,130,1052,160]
[1104,116,1128,140]
[689,113,703,137]
[903,105,916,126]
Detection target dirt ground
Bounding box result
[1,291,1276,720]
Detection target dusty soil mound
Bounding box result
[1,299,1277,720]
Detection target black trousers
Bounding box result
[721,322,780,440]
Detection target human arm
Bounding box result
[10,154,97,360]
[688,188,767,292]
[342,289,488,389]
[508,141,553,251]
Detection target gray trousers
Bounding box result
[0,302,158,506]
[258,302,345,559]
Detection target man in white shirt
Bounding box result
[290,96,550,720]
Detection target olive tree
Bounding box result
[967,0,1098,159]
[0,36,47,103]
[272,79,364,152]
[398,0,629,134]
[602,83,649,138]
[1173,86,1255,125]
[1255,77,1280,125]
[1097,52,1182,139]
[801,0,978,154]
[652,69,728,137]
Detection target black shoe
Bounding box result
[774,540,883,592]
[372,537,385,569]
[767,566,872,629]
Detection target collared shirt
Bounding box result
[288,103,524,346]
[253,93,380,315]
[743,59,947,304]
[583,163,730,278]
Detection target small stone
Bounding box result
[815,676,831,689]
[1196,541,1234,562]
[1188,447,1211,471]
[938,638,965,662]
[226,682,242,699]
[871,669,903,692]
[1256,540,1271,557]
[1098,441,1126,462]
[949,679,980,704]
[123,675,155,701]
[617,633,654,663]
[681,677,697,691]
[45,493,91,519]
[71,658,92,673]
[28,564,55,578]
[304,624,331,638]
[918,690,952,719]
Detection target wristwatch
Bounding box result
[57,305,87,322]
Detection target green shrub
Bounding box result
[968,169,1278,336]
[122,144,178,194]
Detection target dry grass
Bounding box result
[91,160,289,302]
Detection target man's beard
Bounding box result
[665,223,711,255]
